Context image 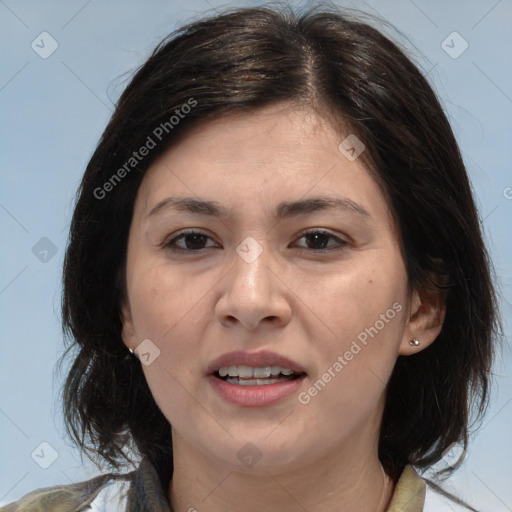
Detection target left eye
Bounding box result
[163,229,347,253]
[294,230,347,251]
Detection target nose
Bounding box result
[215,242,292,331]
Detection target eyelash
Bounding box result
[163,228,348,254]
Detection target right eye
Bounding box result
[163,229,220,253]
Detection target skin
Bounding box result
[121,102,445,512]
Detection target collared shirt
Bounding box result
[0,458,470,511]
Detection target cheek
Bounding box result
[295,278,406,441]
[140,361,201,440]
[317,259,406,338]
[127,262,211,405]
[128,261,209,339]
[309,258,408,391]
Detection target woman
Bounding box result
[1,3,499,511]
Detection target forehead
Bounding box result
[135,102,392,228]
[154,104,340,169]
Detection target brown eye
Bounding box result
[164,230,218,252]
[294,230,348,252]
[163,229,347,254]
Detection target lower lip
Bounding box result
[207,374,306,407]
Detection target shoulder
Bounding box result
[388,465,475,512]
[0,471,133,512]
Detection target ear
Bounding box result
[399,285,446,356]
[120,299,137,352]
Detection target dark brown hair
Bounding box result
[58,2,500,507]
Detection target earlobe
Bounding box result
[399,286,446,356]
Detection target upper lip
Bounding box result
[207,350,307,375]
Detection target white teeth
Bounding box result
[217,365,297,378]
[253,366,272,378]
[271,365,281,376]
[238,365,254,378]
[225,376,296,386]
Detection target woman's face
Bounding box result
[121,102,430,473]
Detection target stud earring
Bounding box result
[409,338,421,347]
[128,347,134,354]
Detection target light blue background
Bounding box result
[1,0,511,509]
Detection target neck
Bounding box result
[168,434,395,512]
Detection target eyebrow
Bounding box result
[147,195,371,220]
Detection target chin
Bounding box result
[208,435,312,474]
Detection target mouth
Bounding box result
[207,351,308,406]
[212,365,307,386]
